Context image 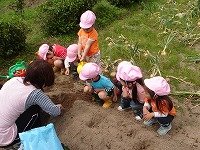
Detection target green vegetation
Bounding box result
[0,0,199,101]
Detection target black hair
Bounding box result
[146,87,173,112]
[120,78,144,103]
[48,46,53,51]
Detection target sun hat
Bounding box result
[79,62,100,81]
[38,44,49,60]
[144,76,170,96]
[79,10,96,29]
[65,44,78,62]
[115,61,132,81]
[116,64,143,81]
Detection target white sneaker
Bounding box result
[135,116,142,121]
[117,106,124,111]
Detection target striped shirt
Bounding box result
[26,89,61,117]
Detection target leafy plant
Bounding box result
[93,0,126,29]
[0,19,26,58]
[38,0,98,36]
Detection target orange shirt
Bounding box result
[78,28,99,56]
[144,98,176,116]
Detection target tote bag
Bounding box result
[19,123,63,150]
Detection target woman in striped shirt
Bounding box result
[0,60,64,147]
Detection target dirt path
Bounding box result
[44,73,200,150]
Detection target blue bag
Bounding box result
[19,123,64,150]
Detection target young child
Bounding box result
[78,10,101,68]
[64,44,79,76]
[143,76,176,135]
[116,62,145,120]
[79,62,117,108]
[38,44,67,74]
[113,61,132,95]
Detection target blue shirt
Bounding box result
[90,75,114,91]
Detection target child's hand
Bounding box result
[80,56,86,62]
[143,106,150,116]
[78,54,82,60]
[143,112,154,121]
[93,89,100,94]
[112,95,118,102]
[65,68,70,75]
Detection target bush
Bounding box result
[93,0,127,28]
[107,0,136,7]
[0,19,26,58]
[38,0,98,36]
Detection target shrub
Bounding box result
[107,0,136,7]
[0,19,26,58]
[38,0,98,36]
[93,0,127,28]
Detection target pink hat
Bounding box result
[79,10,96,29]
[79,63,100,81]
[144,76,170,96]
[116,61,132,81]
[65,44,78,62]
[116,64,143,81]
[38,44,49,60]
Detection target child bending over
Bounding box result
[38,44,67,74]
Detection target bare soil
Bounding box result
[44,72,200,150]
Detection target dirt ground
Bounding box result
[42,72,200,150]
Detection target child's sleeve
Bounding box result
[143,98,151,110]
[64,59,70,68]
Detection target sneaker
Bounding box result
[117,106,124,111]
[135,115,142,121]
[143,118,157,126]
[117,106,131,111]
[157,124,172,135]
[102,100,112,108]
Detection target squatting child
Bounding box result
[64,44,79,76]
[79,62,117,108]
[143,76,176,135]
[116,61,145,120]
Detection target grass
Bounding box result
[0,0,199,97]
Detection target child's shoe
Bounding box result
[60,68,66,75]
[117,106,124,111]
[143,118,157,126]
[102,100,112,108]
[53,66,60,73]
[135,115,142,121]
[157,124,172,135]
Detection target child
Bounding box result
[113,61,132,95]
[78,10,101,68]
[64,44,79,76]
[79,62,117,108]
[38,44,67,74]
[143,76,176,135]
[116,62,145,120]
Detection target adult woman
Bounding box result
[0,60,64,147]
